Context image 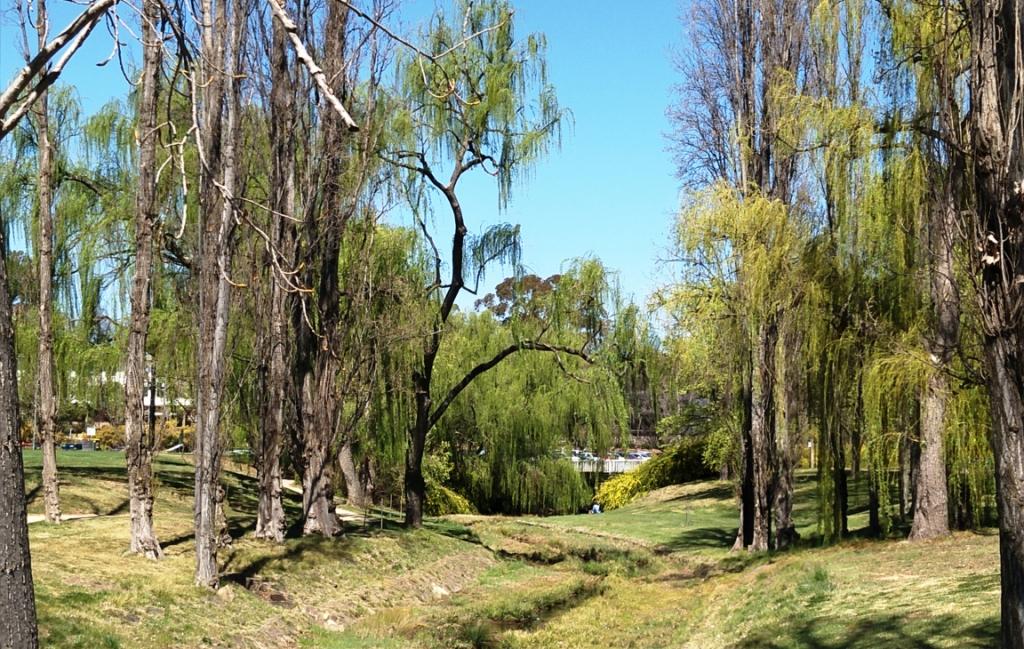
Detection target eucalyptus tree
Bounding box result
[385,0,584,528]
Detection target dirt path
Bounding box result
[279,478,364,523]
[26,513,105,524]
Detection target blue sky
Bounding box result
[1,0,686,309]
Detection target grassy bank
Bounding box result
[22,452,998,648]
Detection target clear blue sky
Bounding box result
[1,0,686,308]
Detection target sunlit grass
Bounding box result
[25,453,998,648]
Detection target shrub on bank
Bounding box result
[595,436,714,510]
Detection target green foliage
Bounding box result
[424,480,476,516]
[393,0,564,208]
[595,437,714,510]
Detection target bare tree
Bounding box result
[253,0,297,543]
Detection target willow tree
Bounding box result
[384,0,572,528]
[674,185,808,551]
[962,0,1024,643]
[800,0,861,541]
[671,0,810,551]
[436,261,629,515]
[872,0,978,541]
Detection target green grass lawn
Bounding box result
[22,452,999,648]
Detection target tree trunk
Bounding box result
[404,383,429,528]
[123,0,163,559]
[986,335,1024,648]
[35,0,60,525]
[749,317,778,552]
[299,367,340,537]
[338,438,370,508]
[820,354,848,541]
[0,208,38,646]
[835,431,848,537]
[868,475,881,537]
[289,0,349,537]
[255,3,296,543]
[193,0,243,588]
[969,0,1024,640]
[910,370,951,540]
[733,362,755,550]
[774,320,802,550]
[911,191,958,540]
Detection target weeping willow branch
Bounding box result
[0,0,118,139]
[428,341,593,429]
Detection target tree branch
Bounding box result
[427,340,592,429]
[0,0,118,140]
[266,0,359,132]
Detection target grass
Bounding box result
[23,452,999,648]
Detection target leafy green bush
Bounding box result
[595,436,714,510]
[425,479,477,516]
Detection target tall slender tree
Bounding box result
[0,191,37,649]
[253,0,296,543]
[33,0,62,525]
[192,0,247,587]
[123,0,165,559]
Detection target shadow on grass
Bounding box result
[733,612,997,649]
[660,482,735,505]
[657,526,737,552]
[221,534,360,586]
